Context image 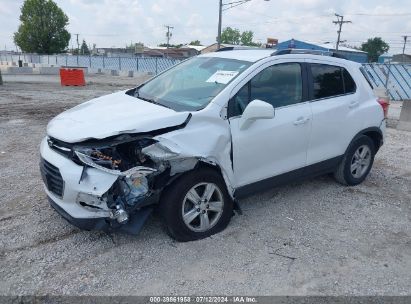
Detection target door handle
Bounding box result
[293,117,310,125]
[349,101,359,108]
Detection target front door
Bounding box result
[228,62,312,188]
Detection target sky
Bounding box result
[1,0,410,54]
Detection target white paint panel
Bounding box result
[230,102,312,187]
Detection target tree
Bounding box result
[240,30,260,46]
[361,37,389,62]
[14,0,70,54]
[158,43,183,48]
[189,40,202,46]
[80,39,90,55]
[221,27,259,46]
[221,27,241,45]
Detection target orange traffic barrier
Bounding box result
[59,68,86,86]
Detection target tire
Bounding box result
[334,135,375,186]
[159,168,233,242]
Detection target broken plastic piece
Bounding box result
[141,142,180,160]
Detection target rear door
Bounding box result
[305,60,361,165]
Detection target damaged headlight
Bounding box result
[73,137,158,178]
[75,150,156,177]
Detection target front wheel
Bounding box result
[159,168,233,242]
[334,135,375,186]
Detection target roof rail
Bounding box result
[215,46,265,52]
[272,48,348,60]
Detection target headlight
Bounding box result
[75,151,156,177]
[73,137,157,178]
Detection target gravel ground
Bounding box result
[0,74,410,296]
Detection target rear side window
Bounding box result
[311,64,344,99]
[359,67,374,89]
[310,64,357,99]
[343,69,356,93]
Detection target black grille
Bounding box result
[40,158,64,197]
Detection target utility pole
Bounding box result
[217,0,223,50]
[74,33,80,65]
[217,0,270,50]
[402,35,408,63]
[75,33,80,53]
[333,14,351,51]
[164,25,174,48]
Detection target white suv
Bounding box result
[40,49,387,241]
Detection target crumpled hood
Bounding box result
[47,91,190,143]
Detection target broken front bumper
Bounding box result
[40,137,156,234]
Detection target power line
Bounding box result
[333,14,351,51]
[345,12,411,16]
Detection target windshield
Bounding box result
[136,57,251,111]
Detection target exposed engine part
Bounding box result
[121,176,149,206]
[91,150,122,168]
[111,205,129,224]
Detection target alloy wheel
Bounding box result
[181,182,224,232]
[350,145,372,179]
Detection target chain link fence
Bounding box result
[0,53,183,75]
[362,63,411,101]
[2,53,411,101]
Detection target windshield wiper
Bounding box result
[136,93,172,110]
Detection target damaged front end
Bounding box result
[46,131,202,234]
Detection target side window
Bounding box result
[250,63,302,108]
[229,63,303,117]
[343,68,356,93]
[311,64,344,99]
[228,82,249,117]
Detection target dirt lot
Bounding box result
[0,74,410,296]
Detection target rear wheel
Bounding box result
[334,135,375,186]
[159,168,233,242]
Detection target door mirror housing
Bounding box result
[239,99,274,130]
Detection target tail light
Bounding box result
[377,97,390,119]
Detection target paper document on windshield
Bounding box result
[206,70,239,84]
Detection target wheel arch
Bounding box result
[349,127,383,153]
[159,160,232,203]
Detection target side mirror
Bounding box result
[239,99,274,130]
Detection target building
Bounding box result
[378,53,393,63]
[276,39,368,63]
[379,53,411,63]
[201,43,259,54]
[392,54,411,63]
[91,45,199,59]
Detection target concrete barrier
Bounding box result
[397,100,411,132]
[7,67,33,74]
[111,69,119,76]
[39,66,61,75]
